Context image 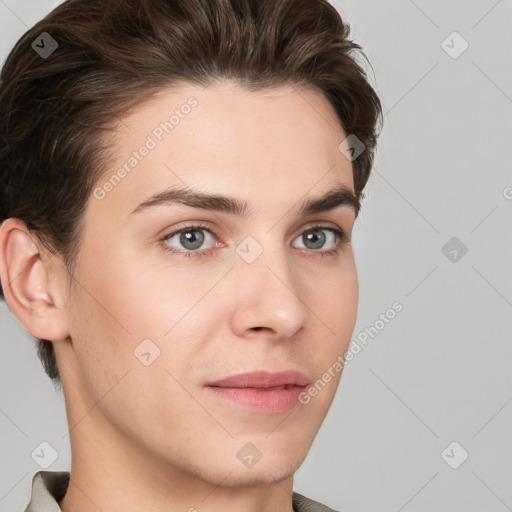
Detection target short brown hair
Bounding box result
[0,0,382,387]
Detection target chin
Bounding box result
[214,460,300,488]
[217,442,309,488]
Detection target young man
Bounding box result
[0,0,382,510]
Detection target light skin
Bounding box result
[0,82,359,512]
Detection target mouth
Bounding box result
[204,370,310,414]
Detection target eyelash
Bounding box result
[159,222,348,260]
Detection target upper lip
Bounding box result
[205,370,310,389]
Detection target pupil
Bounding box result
[306,229,325,250]
[181,230,204,250]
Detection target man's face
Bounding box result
[57,82,359,486]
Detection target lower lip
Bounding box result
[205,385,307,413]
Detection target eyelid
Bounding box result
[158,220,349,258]
[160,220,348,242]
[160,221,219,246]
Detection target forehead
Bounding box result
[91,82,354,221]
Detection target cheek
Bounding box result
[68,250,220,384]
[65,263,208,439]
[75,246,191,341]
[314,256,358,340]
[301,260,358,400]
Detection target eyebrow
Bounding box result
[127,183,360,220]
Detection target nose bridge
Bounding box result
[230,232,309,337]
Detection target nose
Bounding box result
[228,242,310,342]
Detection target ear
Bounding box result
[0,218,70,343]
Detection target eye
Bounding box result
[160,222,217,259]
[291,226,345,256]
[159,223,347,259]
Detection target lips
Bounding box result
[204,370,311,413]
[205,370,310,389]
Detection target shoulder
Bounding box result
[292,491,342,512]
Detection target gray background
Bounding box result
[1,1,511,511]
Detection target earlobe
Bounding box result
[0,218,70,343]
